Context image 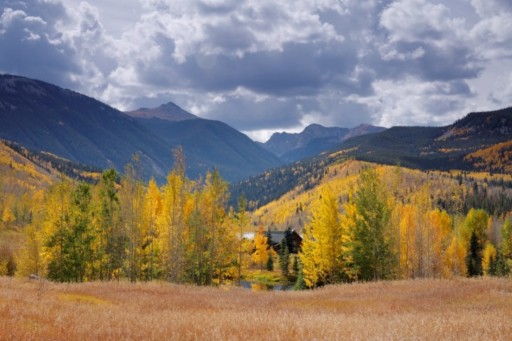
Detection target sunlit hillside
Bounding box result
[0,141,55,276]
[253,159,512,232]
[465,140,512,174]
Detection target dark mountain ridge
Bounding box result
[131,116,282,181]
[126,102,198,121]
[0,74,281,182]
[231,107,512,208]
[0,74,170,180]
[262,123,385,162]
[340,106,512,170]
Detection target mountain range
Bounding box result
[1,73,510,190]
[231,107,512,208]
[0,74,281,182]
[339,107,512,171]
[262,123,385,162]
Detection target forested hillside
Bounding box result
[132,117,282,181]
[0,74,171,181]
[0,141,56,276]
[262,123,385,163]
[2,138,511,288]
[0,74,281,182]
[231,107,512,209]
[338,107,512,171]
[246,159,512,287]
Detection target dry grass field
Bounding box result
[1,277,512,340]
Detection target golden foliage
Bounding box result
[465,140,512,173]
[482,243,497,276]
[252,226,269,270]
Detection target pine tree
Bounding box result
[293,258,306,290]
[292,254,299,275]
[266,252,274,271]
[279,240,290,277]
[466,231,482,277]
[284,227,295,254]
[266,227,274,248]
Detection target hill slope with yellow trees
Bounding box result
[0,141,56,275]
[250,159,512,287]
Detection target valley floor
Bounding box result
[1,276,511,340]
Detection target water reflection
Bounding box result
[240,281,290,291]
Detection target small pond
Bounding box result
[240,280,292,291]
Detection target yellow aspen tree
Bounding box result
[236,196,249,285]
[15,189,46,277]
[461,208,489,247]
[314,187,347,284]
[340,198,359,281]
[300,187,350,287]
[2,207,15,226]
[252,226,269,270]
[141,178,162,280]
[398,204,416,279]
[158,170,187,282]
[443,235,467,277]
[501,219,512,269]
[410,184,432,278]
[40,178,73,278]
[482,243,497,276]
[15,224,43,277]
[426,209,452,277]
[200,170,228,284]
[214,208,239,284]
[299,224,321,288]
[120,159,145,282]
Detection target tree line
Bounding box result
[15,150,249,285]
[298,167,512,288]
[4,152,512,288]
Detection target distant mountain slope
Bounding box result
[231,107,512,209]
[262,123,385,162]
[0,140,55,191]
[263,124,349,156]
[131,116,283,181]
[2,140,102,183]
[0,74,170,180]
[126,102,198,121]
[464,140,512,174]
[340,107,512,170]
[0,74,282,182]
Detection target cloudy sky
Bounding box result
[1,0,512,141]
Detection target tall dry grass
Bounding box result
[1,276,511,340]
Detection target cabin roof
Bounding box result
[242,230,302,244]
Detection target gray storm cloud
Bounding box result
[1,0,511,141]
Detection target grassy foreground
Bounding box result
[1,277,511,340]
